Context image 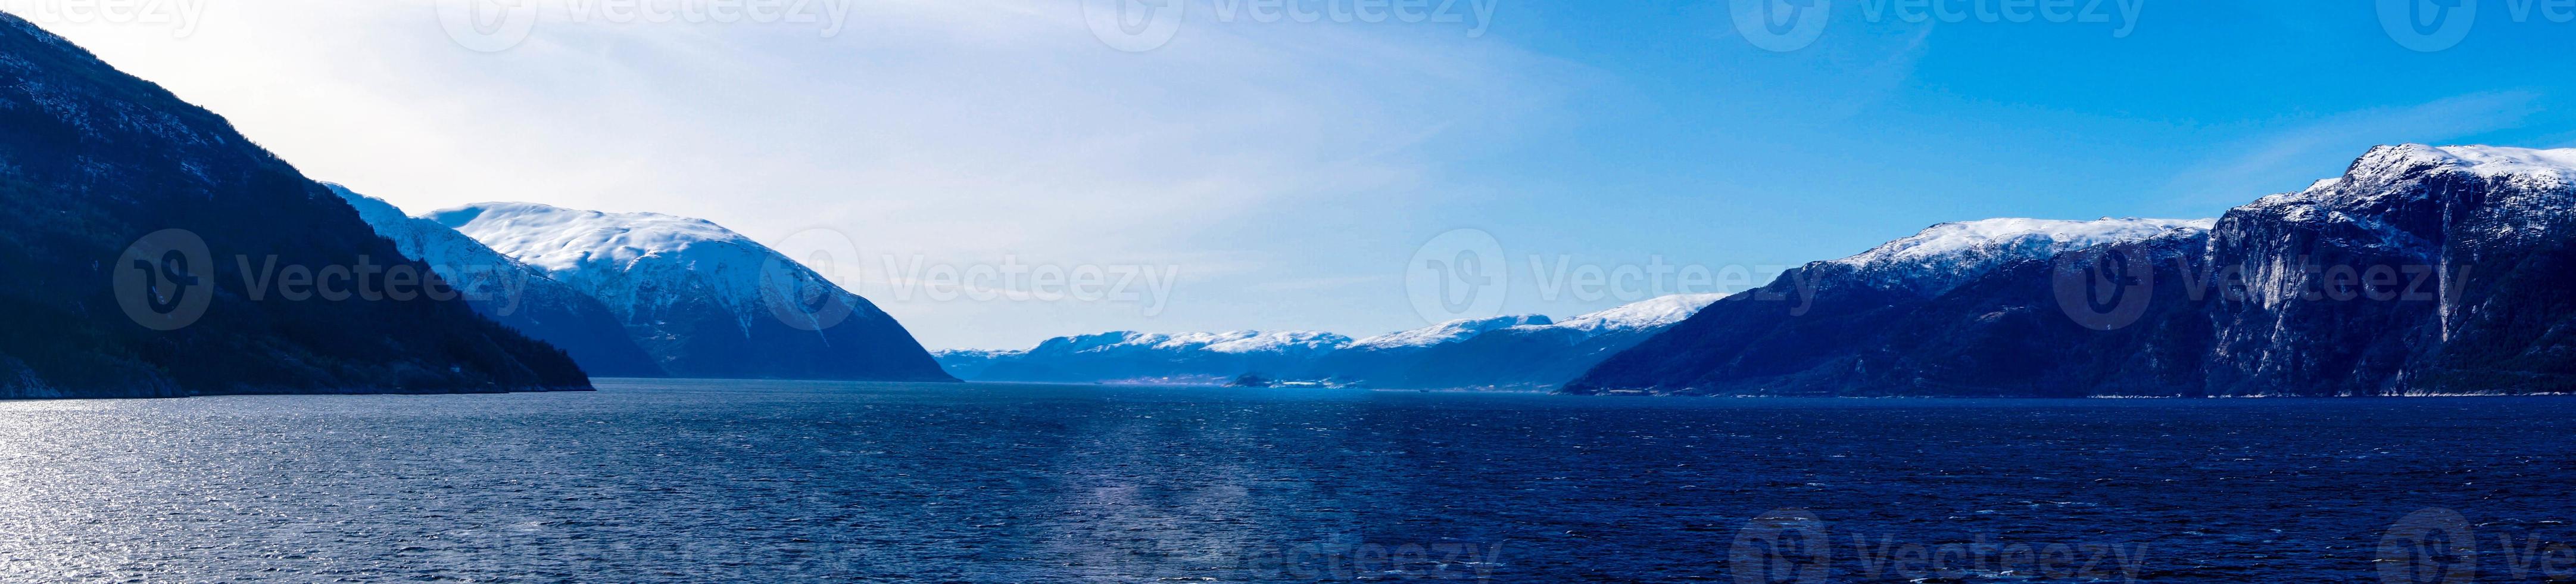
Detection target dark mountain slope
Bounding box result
[0,14,588,397]
[1822,231,2221,397]
[1570,219,2209,395]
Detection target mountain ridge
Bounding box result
[329,187,666,378]
[1569,144,2576,397]
[432,201,955,382]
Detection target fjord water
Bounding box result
[0,381,2567,582]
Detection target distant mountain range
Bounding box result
[941,330,1355,385]
[954,145,2576,397]
[1572,145,2576,397]
[935,294,1726,389]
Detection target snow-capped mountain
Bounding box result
[938,294,1727,388]
[329,186,663,377]
[2194,144,2576,396]
[2353,143,2576,184]
[1573,144,2576,397]
[1573,216,2213,396]
[432,203,952,381]
[1827,217,2215,295]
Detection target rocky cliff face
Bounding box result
[0,14,589,397]
[1571,145,2576,397]
[2201,145,2576,394]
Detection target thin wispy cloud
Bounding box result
[2162,92,2544,206]
[31,0,1579,348]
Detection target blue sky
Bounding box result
[27,0,2575,349]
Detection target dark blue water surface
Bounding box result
[0,380,2568,582]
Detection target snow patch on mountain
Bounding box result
[2376,144,2576,181]
[1836,218,2216,270]
[328,185,532,287]
[1348,315,1554,350]
[1830,217,2215,294]
[428,202,871,336]
[1204,331,1354,354]
[1049,331,1353,356]
[1549,293,1730,334]
[978,293,1724,362]
[427,203,749,275]
[1128,331,1349,352]
[328,186,674,377]
[2253,144,2576,249]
